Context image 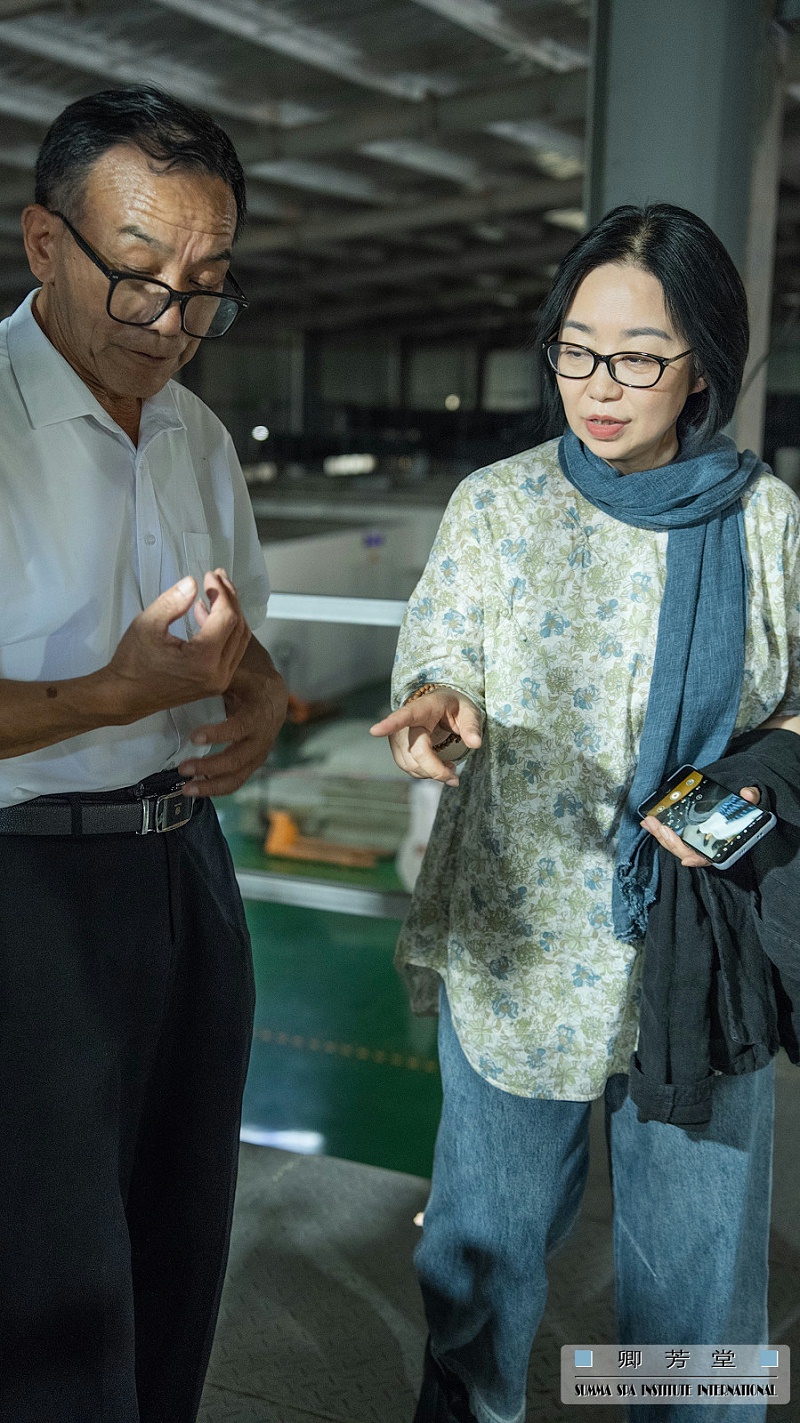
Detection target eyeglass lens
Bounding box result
[109,278,239,338]
[547,343,664,388]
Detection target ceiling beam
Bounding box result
[358,138,487,188]
[0,0,62,13]
[0,25,515,205]
[241,235,574,303]
[0,13,317,126]
[152,0,456,102]
[0,143,37,174]
[234,70,587,166]
[235,176,583,254]
[408,0,588,72]
[0,80,311,222]
[0,49,586,202]
[484,118,583,177]
[149,0,577,191]
[258,273,553,332]
[0,69,69,125]
[246,159,401,206]
[0,21,586,236]
[0,76,505,217]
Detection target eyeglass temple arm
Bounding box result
[225,270,248,304]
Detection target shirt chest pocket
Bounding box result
[181,532,213,640]
[182,531,213,585]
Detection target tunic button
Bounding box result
[144,533,156,546]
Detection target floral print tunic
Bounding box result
[391,439,800,1099]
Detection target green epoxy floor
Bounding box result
[240,898,441,1178]
[216,743,441,1177]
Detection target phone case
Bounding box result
[703,814,776,868]
[639,764,777,870]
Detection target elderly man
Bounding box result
[0,86,287,1422]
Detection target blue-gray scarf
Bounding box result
[558,426,766,942]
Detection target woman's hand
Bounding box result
[369,688,482,789]
[640,785,761,868]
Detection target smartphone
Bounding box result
[638,765,776,869]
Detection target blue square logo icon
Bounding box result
[759,1349,778,1369]
[575,1350,593,1368]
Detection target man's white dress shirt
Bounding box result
[0,292,270,806]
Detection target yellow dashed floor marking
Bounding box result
[255,1026,439,1074]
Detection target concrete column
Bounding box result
[585,0,785,453]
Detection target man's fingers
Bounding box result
[181,739,250,782]
[203,568,242,611]
[143,576,197,632]
[185,771,252,798]
[216,568,238,601]
[192,596,210,629]
[181,744,257,796]
[189,713,247,748]
[191,573,250,667]
[195,573,238,629]
[739,785,761,804]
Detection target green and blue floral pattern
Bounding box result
[392,440,800,1099]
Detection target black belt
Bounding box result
[0,772,196,837]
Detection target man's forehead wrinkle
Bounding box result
[86,153,236,244]
[115,223,232,263]
[118,224,171,252]
[113,201,235,239]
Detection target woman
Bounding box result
[370,204,800,1423]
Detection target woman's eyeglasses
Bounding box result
[544,340,694,390]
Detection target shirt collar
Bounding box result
[7,290,186,440]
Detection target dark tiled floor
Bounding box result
[199,1052,799,1423]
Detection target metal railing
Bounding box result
[266,592,407,627]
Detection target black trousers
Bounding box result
[0,799,255,1423]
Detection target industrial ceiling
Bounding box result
[0,0,799,342]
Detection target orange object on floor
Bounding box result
[286,694,342,725]
[264,810,380,868]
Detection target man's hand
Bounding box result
[102,568,251,723]
[641,785,761,868]
[178,636,288,798]
[370,688,482,789]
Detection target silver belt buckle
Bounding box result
[139,789,194,835]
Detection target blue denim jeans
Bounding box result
[415,988,774,1423]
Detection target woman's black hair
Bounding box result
[534,203,749,444]
[34,85,247,237]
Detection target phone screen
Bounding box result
[638,767,776,867]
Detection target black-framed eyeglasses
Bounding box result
[52,210,248,339]
[544,340,694,389]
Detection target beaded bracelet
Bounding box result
[403,682,461,752]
